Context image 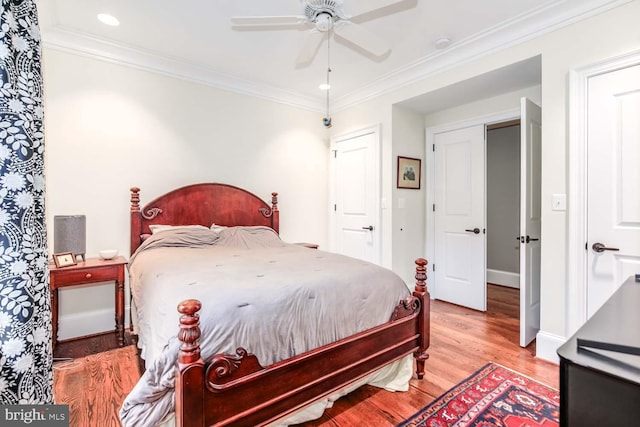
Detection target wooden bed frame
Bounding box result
[129,183,430,427]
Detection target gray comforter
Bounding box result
[120,226,411,426]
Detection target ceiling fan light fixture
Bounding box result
[314,13,333,32]
[97,13,120,27]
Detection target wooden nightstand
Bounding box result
[49,256,128,350]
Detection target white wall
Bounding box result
[391,105,426,287]
[43,49,329,339]
[331,0,640,361]
[532,1,639,360]
[423,87,541,127]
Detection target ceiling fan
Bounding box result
[230,0,410,66]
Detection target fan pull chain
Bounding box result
[323,23,332,128]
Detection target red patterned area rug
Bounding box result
[398,362,559,427]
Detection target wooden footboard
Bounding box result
[175,258,430,427]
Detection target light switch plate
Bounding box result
[552,194,566,211]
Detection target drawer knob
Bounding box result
[85,273,92,279]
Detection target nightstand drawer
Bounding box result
[51,265,120,287]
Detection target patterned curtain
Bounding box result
[0,0,52,404]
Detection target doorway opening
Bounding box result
[426,98,541,348]
[486,120,522,330]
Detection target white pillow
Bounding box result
[149,224,208,234]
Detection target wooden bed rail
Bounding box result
[175,258,430,427]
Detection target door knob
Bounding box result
[362,225,374,231]
[465,228,480,234]
[526,236,539,243]
[592,242,619,253]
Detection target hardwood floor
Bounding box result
[53,284,559,426]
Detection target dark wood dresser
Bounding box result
[557,275,640,426]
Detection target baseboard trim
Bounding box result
[487,269,520,288]
[57,306,131,341]
[535,330,566,364]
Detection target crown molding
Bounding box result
[332,0,633,111]
[41,27,324,112]
[40,0,631,113]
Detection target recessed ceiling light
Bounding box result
[97,13,120,27]
[434,36,451,49]
[319,83,330,90]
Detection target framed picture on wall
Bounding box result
[397,156,421,189]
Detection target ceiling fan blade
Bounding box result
[345,0,408,18]
[296,30,326,66]
[333,22,390,57]
[230,15,306,28]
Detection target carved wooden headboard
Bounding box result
[129,183,279,255]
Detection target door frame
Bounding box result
[426,108,520,297]
[567,48,640,336]
[329,124,382,264]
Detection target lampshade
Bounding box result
[54,215,86,261]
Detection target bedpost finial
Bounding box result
[177,299,202,364]
[415,258,428,293]
[178,299,202,316]
[130,187,140,211]
[271,192,278,211]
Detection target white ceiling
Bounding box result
[35,0,627,112]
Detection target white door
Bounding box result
[330,129,380,264]
[587,63,640,317]
[519,97,542,347]
[433,125,486,311]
